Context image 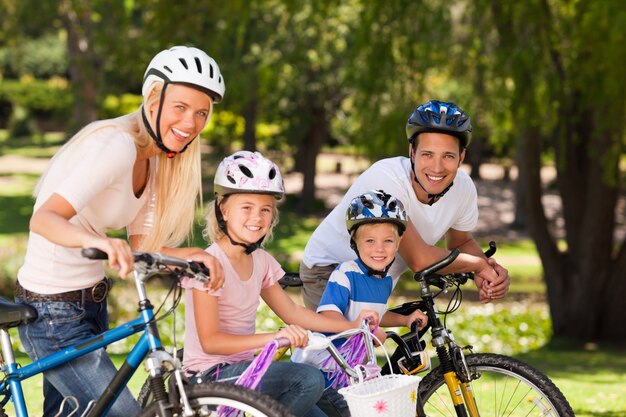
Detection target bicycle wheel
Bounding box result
[418,353,574,417]
[137,382,295,417]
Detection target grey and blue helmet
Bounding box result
[346,190,408,236]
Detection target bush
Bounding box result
[100,93,143,119]
[0,77,72,134]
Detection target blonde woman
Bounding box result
[15,46,225,417]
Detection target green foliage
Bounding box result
[0,33,67,79]
[0,78,72,126]
[99,93,143,119]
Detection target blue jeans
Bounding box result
[197,360,327,417]
[17,297,141,417]
[317,387,350,417]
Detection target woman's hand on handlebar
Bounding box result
[182,249,224,291]
[83,236,134,278]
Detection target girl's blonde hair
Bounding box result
[35,82,205,251]
[203,195,279,246]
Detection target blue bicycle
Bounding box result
[0,249,292,417]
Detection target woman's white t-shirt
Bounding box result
[18,128,153,294]
[302,156,478,284]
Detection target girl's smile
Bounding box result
[221,193,275,246]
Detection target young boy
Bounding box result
[317,189,428,343]
[295,189,428,417]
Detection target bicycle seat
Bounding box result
[0,297,38,329]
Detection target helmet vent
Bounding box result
[178,58,189,69]
[194,57,202,73]
[268,167,276,180]
[209,65,214,78]
[360,195,374,209]
[239,165,254,178]
[164,66,173,74]
[227,175,237,184]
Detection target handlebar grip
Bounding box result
[275,337,291,348]
[415,248,460,281]
[484,241,497,258]
[81,248,108,260]
[188,261,210,276]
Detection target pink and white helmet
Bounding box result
[214,151,285,198]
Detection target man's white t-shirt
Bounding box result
[18,128,154,294]
[302,156,478,283]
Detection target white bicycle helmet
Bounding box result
[142,46,225,103]
[346,190,408,235]
[214,151,285,199]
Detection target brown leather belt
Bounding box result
[15,278,112,303]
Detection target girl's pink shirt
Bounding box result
[180,243,284,374]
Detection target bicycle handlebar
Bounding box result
[413,241,498,289]
[81,248,210,283]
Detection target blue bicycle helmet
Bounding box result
[406,100,472,148]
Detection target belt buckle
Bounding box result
[91,279,109,303]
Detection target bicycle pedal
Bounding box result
[398,351,431,375]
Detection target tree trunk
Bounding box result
[467,136,483,180]
[511,148,526,230]
[521,122,625,343]
[297,106,328,213]
[59,0,100,136]
[242,93,258,152]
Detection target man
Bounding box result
[301,100,510,310]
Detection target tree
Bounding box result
[484,0,626,343]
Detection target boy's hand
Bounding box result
[353,309,379,329]
[406,310,428,330]
[373,327,387,345]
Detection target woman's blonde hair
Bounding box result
[35,82,206,251]
[203,195,279,246]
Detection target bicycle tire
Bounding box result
[418,353,574,417]
[137,382,295,417]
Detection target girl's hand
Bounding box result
[406,310,428,330]
[275,325,309,348]
[83,236,134,278]
[353,309,379,329]
[186,250,225,291]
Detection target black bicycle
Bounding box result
[381,242,574,416]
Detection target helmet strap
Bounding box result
[409,155,454,206]
[141,82,196,159]
[215,199,263,254]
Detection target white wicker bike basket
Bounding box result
[338,374,421,417]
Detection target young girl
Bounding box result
[296,190,428,417]
[181,151,377,417]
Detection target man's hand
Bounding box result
[475,258,510,303]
